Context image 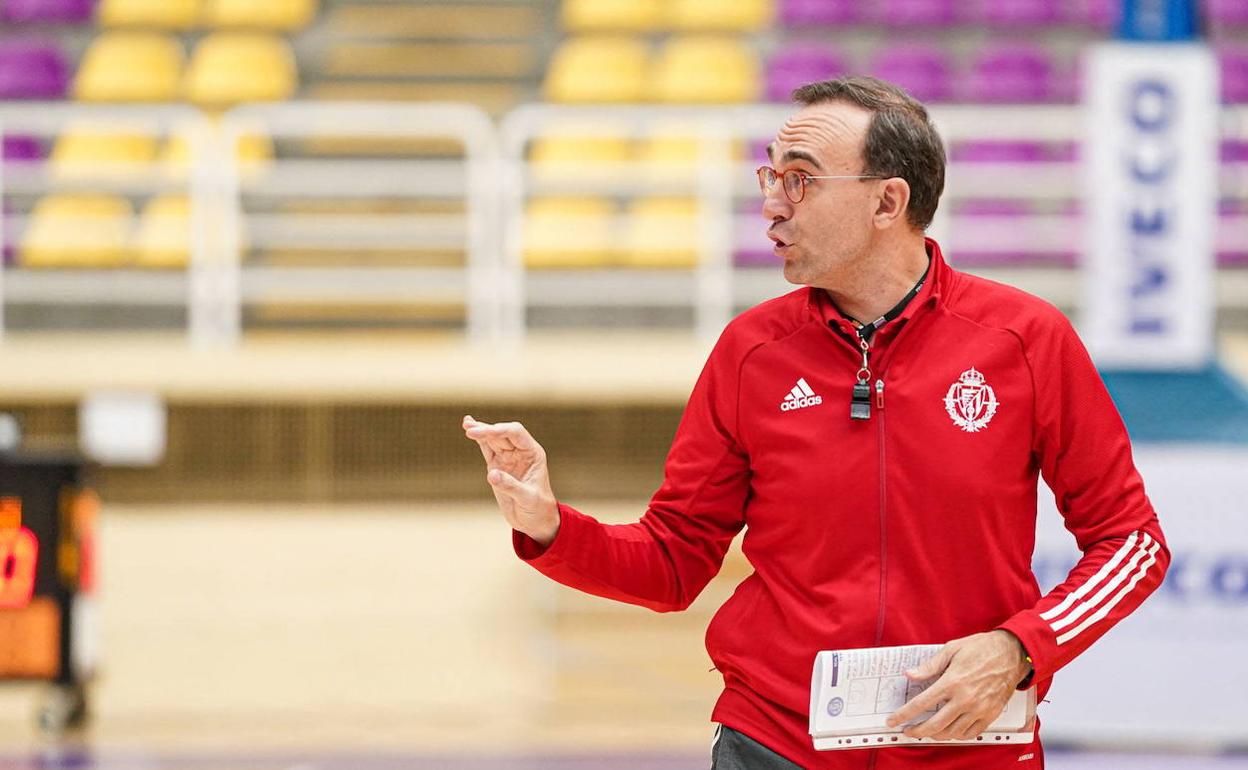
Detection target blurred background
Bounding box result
[0,0,1246,767]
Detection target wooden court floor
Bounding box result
[1,505,1247,768]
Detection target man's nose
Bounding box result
[762,184,792,222]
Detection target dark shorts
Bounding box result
[711,724,805,770]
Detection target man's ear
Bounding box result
[873,177,912,229]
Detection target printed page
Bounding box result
[809,644,1036,751]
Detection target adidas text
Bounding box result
[781,395,823,411]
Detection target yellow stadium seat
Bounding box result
[133,195,190,268]
[622,197,700,268]
[652,37,759,103]
[184,33,298,106]
[49,127,160,181]
[543,37,647,103]
[667,0,772,31]
[561,0,660,32]
[98,0,199,29]
[529,131,631,183]
[73,33,184,102]
[203,0,318,31]
[523,197,617,268]
[161,125,274,178]
[20,195,133,268]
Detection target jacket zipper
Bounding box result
[874,378,887,646]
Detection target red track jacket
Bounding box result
[514,239,1169,769]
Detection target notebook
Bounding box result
[809,644,1037,751]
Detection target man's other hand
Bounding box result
[462,415,560,546]
[884,630,1032,741]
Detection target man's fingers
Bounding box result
[906,645,954,682]
[956,717,990,741]
[887,683,943,729]
[487,468,536,502]
[902,699,958,738]
[933,713,977,741]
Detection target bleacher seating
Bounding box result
[49,127,159,180]
[1223,48,1248,103]
[977,0,1060,27]
[523,197,616,268]
[622,197,699,268]
[98,0,198,29]
[765,46,847,103]
[133,194,190,268]
[668,0,771,32]
[203,0,317,31]
[1210,0,1248,27]
[874,0,957,27]
[2,136,43,161]
[560,0,660,32]
[20,194,133,268]
[965,45,1060,103]
[160,126,274,178]
[652,37,759,103]
[868,44,953,103]
[0,0,93,24]
[544,37,648,103]
[73,32,184,102]
[0,40,70,99]
[777,0,858,26]
[184,33,298,105]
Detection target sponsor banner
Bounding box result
[1082,44,1218,369]
[1034,447,1248,747]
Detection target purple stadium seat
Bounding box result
[1068,0,1119,29]
[766,46,848,103]
[2,135,43,160]
[733,204,773,267]
[1223,140,1248,163]
[1208,0,1248,27]
[873,0,958,26]
[0,0,95,24]
[978,0,1060,27]
[953,200,1078,268]
[965,46,1057,103]
[950,141,1048,163]
[1,204,13,266]
[1221,48,1248,103]
[779,0,859,26]
[0,41,70,99]
[869,45,952,103]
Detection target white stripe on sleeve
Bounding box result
[1048,534,1154,632]
[1056,540,1161,645]
[1039,531,1141,622]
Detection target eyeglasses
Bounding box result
[756,166,882,203]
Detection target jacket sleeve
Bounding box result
[511,328,754,612]
[997,311,1169,685]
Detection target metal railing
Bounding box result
[0,102,1245,345]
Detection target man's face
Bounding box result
[763,102,880,287]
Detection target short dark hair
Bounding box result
[791,76,945,231]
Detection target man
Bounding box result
[462,76,1168,769]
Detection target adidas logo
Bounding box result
[781,377,823,411]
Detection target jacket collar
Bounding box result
[805,236,952,329]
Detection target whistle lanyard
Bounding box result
[839,261,930,421]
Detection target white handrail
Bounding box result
[220,102,500,344]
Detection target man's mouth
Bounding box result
[769,233,792,254]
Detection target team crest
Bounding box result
[943,367,999,433]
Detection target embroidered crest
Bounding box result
[943,367,999,433]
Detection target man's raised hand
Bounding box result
[462,415,560,546]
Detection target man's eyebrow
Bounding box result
[765,142,776,162]
[779,149,823,171]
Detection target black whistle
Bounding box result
[850,380,872,420]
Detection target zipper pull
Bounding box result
[875,379,885,409]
